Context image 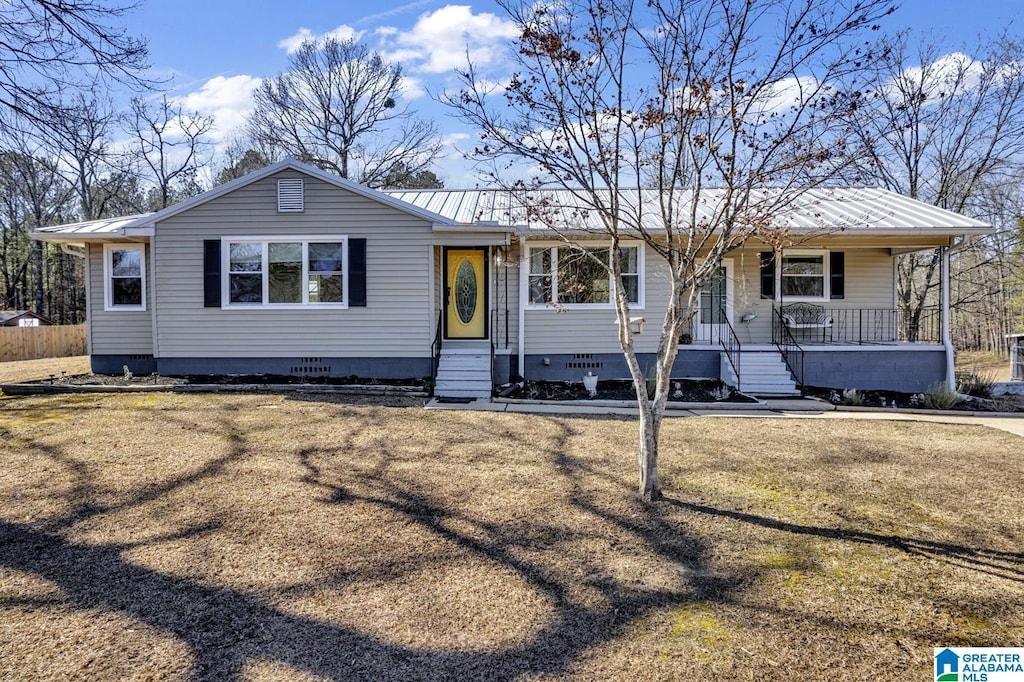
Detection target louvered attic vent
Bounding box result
[277,179,304,212]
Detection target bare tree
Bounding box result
[446,0,892,500]
[214,135,273,185]
[0,0,149,124]
[127,95,214,209]
[247,37,443,188]
[0,113,78,318]
[35,93,134,220]
[845,32,1024,341]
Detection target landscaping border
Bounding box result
[0,382,429,397]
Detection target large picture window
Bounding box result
[527,244,642,307]
[223,237,347,307]
[103,243,146,311]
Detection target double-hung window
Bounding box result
[103,244,146,311]
[780,251,827,299]
[527,244,642,307]
[224,237,347,307]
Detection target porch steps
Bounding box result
[435,343,492,399]
[722,350,800,397]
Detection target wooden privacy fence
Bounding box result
[0,325,87,362]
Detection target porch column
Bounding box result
[518,242,527,380]
[941,245,955,389]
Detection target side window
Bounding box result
[104,244,146,311]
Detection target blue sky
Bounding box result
[121,0,1024,185]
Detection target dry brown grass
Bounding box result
[0,356,89,385]
[957,351,1010,383]
[0,392,1021,681]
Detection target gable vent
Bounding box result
[277,179,304,212]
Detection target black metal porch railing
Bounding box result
[430,308,442,395]
[772,307,805,386]
[771,306,943,345]
[719,314,741,386]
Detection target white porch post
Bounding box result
[518,240,527,380]
[941,245,955,389]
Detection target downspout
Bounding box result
[60,243,86,258]
[942,236,975,389]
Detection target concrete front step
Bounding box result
[439,345,490,354]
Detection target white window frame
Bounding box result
[221,236,348,309]
[103,243,147,312]
[524,241,645,310]
[778,249,829,302]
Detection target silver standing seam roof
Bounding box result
[31,174,991,240]
[33,214,152,239]
[383,187,992,234]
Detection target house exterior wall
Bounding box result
[732,246,895,344]
[517,243,899,356]
[87,242,154,356]
[802,348,946,393]
[152,171,436,364]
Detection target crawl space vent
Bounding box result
[277,179,304,212]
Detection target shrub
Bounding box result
[841,388,863,406]
[921,381,961,410]
[956,370,995,399]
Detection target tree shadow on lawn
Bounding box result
[4,402,1021,679]
[663,497,1024,583]
[0,407,740,680]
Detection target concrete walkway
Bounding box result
[427,397,1024,438]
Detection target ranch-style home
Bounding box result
[33,159,991,398]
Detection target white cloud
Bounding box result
[175,74,262,143]
[398,76,427,100]
[278,24,364,54]
[892,52,984,102]
[382,5,519,74]
[357,0,436,25]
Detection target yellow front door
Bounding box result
[446,249,486,338]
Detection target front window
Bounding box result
[224,238,347,307]
[781,253,826,299]
[104,244,146,311]
[527,244,642,307]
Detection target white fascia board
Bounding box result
[121,227,155,237]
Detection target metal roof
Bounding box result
[384,187,992,235]
[31,182,991,243]
[32,214,151,238]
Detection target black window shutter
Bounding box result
[203,240,221,307]
[830,251,845,299]
[759,252,775,299]
[349,238,367,306]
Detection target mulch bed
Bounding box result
[504,379,759,403]
[28,373,427,388]
[804,386,1024,412]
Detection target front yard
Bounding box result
[0,392,1021,680]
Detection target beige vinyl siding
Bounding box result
[523,243,665,355]
[153,171,434,358]
[87,242,154,355]
[522,243,897,353]
[731,246,895,344]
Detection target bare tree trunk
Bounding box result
[636,402,662,501]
